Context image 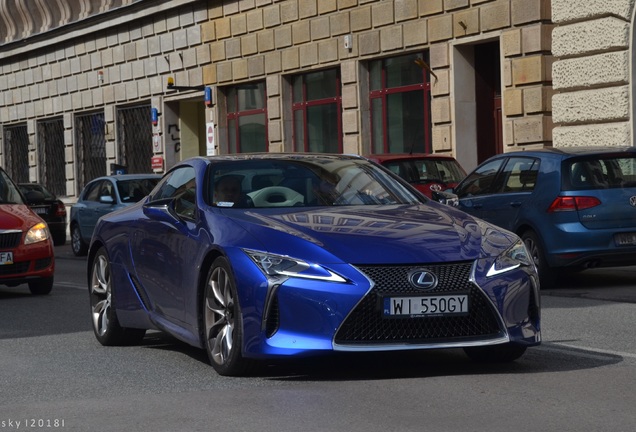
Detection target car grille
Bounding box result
[0,232,21,249]
[0,261,30,276]
[334,262,503,345]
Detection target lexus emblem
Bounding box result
[630,196,636,207]
[429,184,442,192]
[408,269,438,291]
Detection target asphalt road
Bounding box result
[0,245,635,431]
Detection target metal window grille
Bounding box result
[75,112,106,191]
[3,124,29,183]
[37,118,66,197]
[117,105,152,174]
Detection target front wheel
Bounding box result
[464,344,527,363]
[521,230,556,289]
[202,256,255,376]
[89,247,146,346]
[29,277,53,295]
[71,224,88,256]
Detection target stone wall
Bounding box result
[551,0,635,148]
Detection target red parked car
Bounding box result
[0,168,55,295]
[365,153,467,198]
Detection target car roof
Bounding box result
[90,173,162,182]
[363,153,458,162]
[495,146,636,158]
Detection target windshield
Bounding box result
[382,158,465,184]
[208,157,422,208]
[117,178,160,203]
[0,170,26,204]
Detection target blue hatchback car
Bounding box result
[435,146,636,288]
[87,153,540,376]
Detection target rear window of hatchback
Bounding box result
[562,155,636,191]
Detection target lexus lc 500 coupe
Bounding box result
[0,168,55,295]
[433,146,636,288]
[87,153,541,376]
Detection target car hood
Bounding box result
[0,204,42,231]
[224,204,517,265]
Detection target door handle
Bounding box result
[509,201,522,208]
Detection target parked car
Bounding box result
[18,183,67,246]
[433,146,636,288]
[87,153,540,376]
[70,174,161,256]
[365,153,466,198]
[0,168,55,295]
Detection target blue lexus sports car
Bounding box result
[88,153,541,376]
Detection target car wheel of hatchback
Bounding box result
[90,247,146,346]
[522,230,556,289]
[71,224,88,256]
[203,256,255,376]
[28,277,54,295]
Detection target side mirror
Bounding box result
[99,195,115,204]
[142,199,180,224]
[432,190,459,207]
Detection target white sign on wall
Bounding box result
[206,122,216,156]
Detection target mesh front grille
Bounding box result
[0,232,21,249]
[334,262,503,345]
[0,261,30,276]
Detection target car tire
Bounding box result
[463,343,527,363]
[202,256,256,376]
[28,277,54,295]
[521,230,556,289]
[52,231,66,246]
[71,224,88,256]
[89,247,146,346]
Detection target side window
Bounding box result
[455,159,505,198]
[151,167,197,219]
[501,157,539,193]
[84,181,103,202]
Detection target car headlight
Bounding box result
[486,239,532,277]
[25,222,50,245]
[243,249,346,282]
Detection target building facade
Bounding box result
[552,0,635,149]
[0,0,621,203]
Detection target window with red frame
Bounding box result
[369,53,432,154]
[292,69,342,153]
[226,82,267,153]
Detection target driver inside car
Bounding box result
[214,175,252,207]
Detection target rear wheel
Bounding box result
[464,344,527,363]
[202,256,255,376]
[71,224,88,256]
[28,277,53,295]
[89,247,146,346]
[521,230,556,289]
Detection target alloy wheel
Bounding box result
[90,254,111,337]
[205,266,235,366]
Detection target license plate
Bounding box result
[383,294,469,317]
[615,232,636,246]
[33,207,48,215]
[0,252,14,265]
